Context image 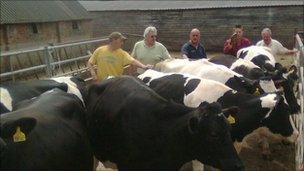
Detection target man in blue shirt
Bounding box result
[181,28,207,59]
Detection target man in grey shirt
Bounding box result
[132,26,171,74]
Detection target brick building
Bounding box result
[0,1,92,52]
[80,1,303,52]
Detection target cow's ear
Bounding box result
[222,106,239,117]
[222,106,239,125]
[286,65,299,81]
[199,102,222,116]
[188,117,199,134]
[1,117,37,141]
[264,63,276,72]
[238,50,248,59]
[199,101,209,108]
[288,65,298,73]
[275,63,288,74]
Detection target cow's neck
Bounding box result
[161,111,200,166]
[220,91,272,141]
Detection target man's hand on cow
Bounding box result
[287,49,298,55]
[145,64,154,69]
[91,73,98,81]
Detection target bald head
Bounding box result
[190,28,200,36]
[189,28,201,45]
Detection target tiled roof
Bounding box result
[1,1,91,24]
[79,0,303,11]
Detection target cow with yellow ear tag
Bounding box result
[138,69,299,159]
[0,89,93,171]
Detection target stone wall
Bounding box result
[0,20,92,52]
[90,6,303,52]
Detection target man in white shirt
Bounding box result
[256,28,297,58]
[131,26,171,74]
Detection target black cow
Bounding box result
[138,70,299,155]
[0,89,94,171]
[237,46,300,113]
[86,76,244,171]
[0,76,87,114]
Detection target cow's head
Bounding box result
[261,94,299,143]
[189,102,244,171]
[250,55,277,75]
[0,116,37,167]
[230,76,260,95]
[271,64,300,114]
[248,68,265,80]
[255,76,278,94]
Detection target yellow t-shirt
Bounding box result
[89,45,134,80]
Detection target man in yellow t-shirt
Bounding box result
[87,32,153,81]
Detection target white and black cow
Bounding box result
[86,76,244,171]
[237,46,276,71]
[208,54,281,95]
[208,54,265,80]
[138,70,299,152]
[237,46,300,113]
[0,76,87,114]
[155,58,258,95]
[0,89,94,170]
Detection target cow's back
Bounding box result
[0,80,67,114]
[87,76,194,166]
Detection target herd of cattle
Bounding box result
[0,46,300,171]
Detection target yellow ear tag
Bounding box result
[227,115,236,124]
[253,88,260,96]
[13,126,26,143]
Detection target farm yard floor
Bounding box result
[239,131,295,171]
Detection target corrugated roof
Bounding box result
[79,0,304,11]
[1,1,91,24]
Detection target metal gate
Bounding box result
[0,37,110,82]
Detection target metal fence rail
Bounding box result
[294,33,304,171]
[0,33,143,83]
[0,37,110,82]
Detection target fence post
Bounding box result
[44,46,52,77]
[9,55,15,82]
[294,33,304,171]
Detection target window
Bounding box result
[31,23,38,34]
[72,21,79,30]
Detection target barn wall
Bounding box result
[1,23,58,51]
[58,20,92,43]
[0,20,92,51]
[90,6,303,52]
